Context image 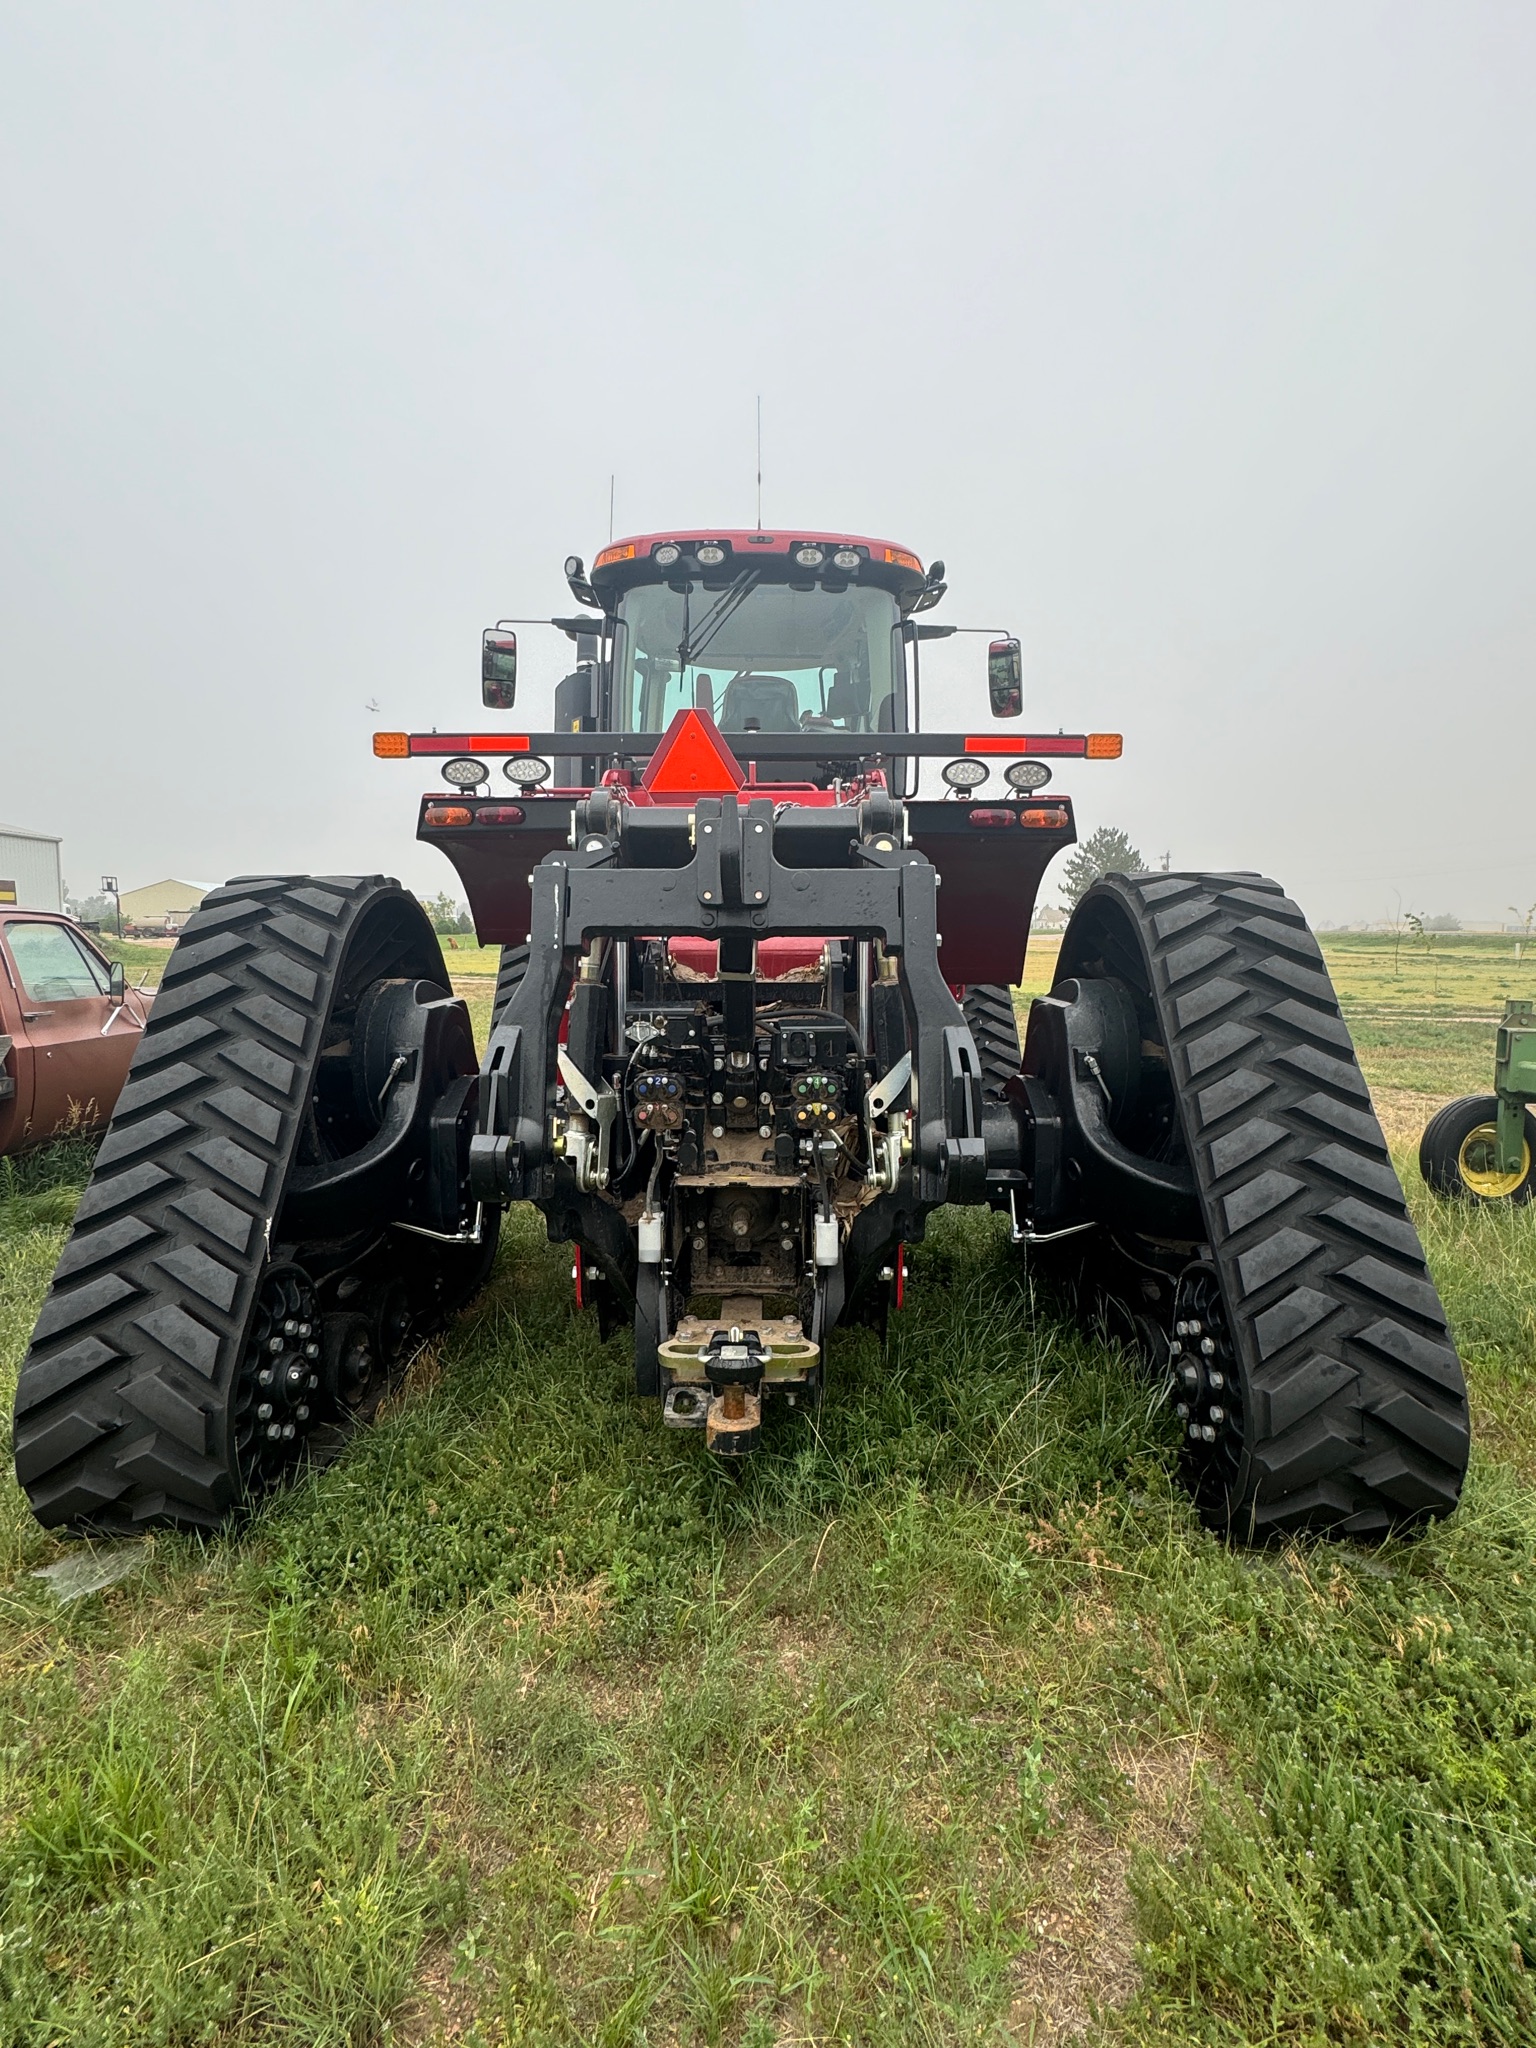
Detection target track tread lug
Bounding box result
[132,1303,222,1378]
[1194,1066,1272,1130]
[1222,1168,1305,1233]
[1304,1141,1405,1203]
[250,953,321,1003]
[95,1110,192,1166]
[1266,998,1354,1046]
[149,972,237,1022]
[1184,1021,1262,1078]
[265,912,334,957]
[1319,1197,1422,1260]
[153,1244,242,1314]
[13,1408,117,1487]
[1208,1117,1289,1180]
[167,1186,258,1254]
[114,1062,207,1118]
[1150,899,1223,942]
[1271,1042,1373,1101]
[1337,1254,1444,1325]
[1160,933,1239,990]
[1235,917,1325,965]
[218,1040,299,1096]
[1172,975,1247,1032]
[14,1336,120,1416]
[186,1136,272,1200]
[131,1016,220,1066]
[54,1215,158,1280]
[122,1370,213,1453]
[206,1085,285,1146]
[1254,1353,1358,1435]
[1235,1227,1322,1295]
[73,1161,174,1222]
[230,993,310,1049]
[161,932,251,981]
[31,1272,139,1343]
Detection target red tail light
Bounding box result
[966,808,1017,828]
[474,804,525,825]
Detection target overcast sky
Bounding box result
[2,2,1532,926]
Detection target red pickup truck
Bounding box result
[0,913,150,1156]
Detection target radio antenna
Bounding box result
[755,395,762,529]
[608,474,615,543]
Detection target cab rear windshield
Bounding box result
[614,580,903,734]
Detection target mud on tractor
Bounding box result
[15,530,1470,1539]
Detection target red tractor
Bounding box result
[14,529,1468,1539]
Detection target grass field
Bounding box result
[2,935,1535,2045]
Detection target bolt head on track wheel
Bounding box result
[234,1264,322,1490]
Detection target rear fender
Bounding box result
[1023,978,1201,1235]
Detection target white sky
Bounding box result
[2,2,1532,926]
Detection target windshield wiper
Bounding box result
[678,569,760,670]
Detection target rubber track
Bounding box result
[492,943,529,1030]
[961,984,1023,1099]
[1078,871,1470,1538]
[12,876,431,1533]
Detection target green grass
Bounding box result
[1,946,1535,2043]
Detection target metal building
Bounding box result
[119,879,207,930]
[0,825,64,913]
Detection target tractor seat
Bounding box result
[719,673,799,730]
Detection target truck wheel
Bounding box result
[961,984,1023,1098]
[1039,872,1469,1539]
[12,876,497,1535]
[1420,1094,1536,1203]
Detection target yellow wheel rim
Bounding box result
[1457,1123,1530,1200]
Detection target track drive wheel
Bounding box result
[1419,1095,1536,1204]
[12,875,498,1535]
[1033,872,1470,1540]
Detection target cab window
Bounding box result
[615,580,903,733]
[5,922,110,1002]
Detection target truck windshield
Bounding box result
[615,580,903,733]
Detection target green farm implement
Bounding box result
[1420,997,1536,1203]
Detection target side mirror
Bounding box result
[988,636,1023,718]
[108,961,125,1008]
[482,630,518,709]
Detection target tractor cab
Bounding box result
[540,531,943,786]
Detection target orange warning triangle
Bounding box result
[641,708,745,798]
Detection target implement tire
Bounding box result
[961,984,1023,1099]
[1046,871,1469,1540]
[1419,1094,1536,1205]
[13,875,496,1536]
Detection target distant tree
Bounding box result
[1060,827,1148,910]
[421,891,469,934]
[66,890,115,927]
[1423,913,1462,932]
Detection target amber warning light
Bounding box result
[374,732,532,758]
